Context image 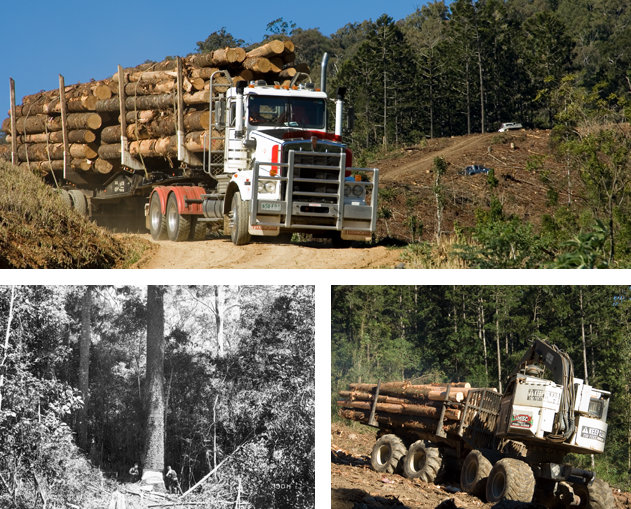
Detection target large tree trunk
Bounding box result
[142,285,166,491]
[78,286,92,450]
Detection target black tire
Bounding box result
[370,434,406,474]
[402,440,443,482]
[189,217,208,241]
[166,192,191,242]
[149,192,167,241]
[460,449,493,497]
[574,478,615,509]
[68,189,88,216]
[230,191,251,245]
[485,458,535,503]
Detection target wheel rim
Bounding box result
[463,459,477,485]
[167,198,179,233]
[150,196,162,233]
[376,444,391,466]
[411,449,426,473]
[489,470,506,500]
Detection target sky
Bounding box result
[1,0,425,118]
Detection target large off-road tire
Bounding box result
[370,434,406,474]
[166,192,191,242]
[573,478,615,509]
[149,192,167,240]
[402,440,443,482]
[189,217,208,241]
[460,449,494,497]
[230,191,251,245]
[485,458,535,503]
[58,189,73,209]
[69,189,88,216]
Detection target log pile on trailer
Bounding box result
[1,40,304,178]
[337,381,474,435]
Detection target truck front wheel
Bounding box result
[166,193,191,242]
[149,193,167,240]
[573,478,615,509]
[370,434,406,474]
[402,440,443,482]
[486,458,535,503]
[460,449,493,496]
[230,191,251,245]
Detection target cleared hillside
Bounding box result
[373,130,576,242]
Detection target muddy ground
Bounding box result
[331,421,629,509]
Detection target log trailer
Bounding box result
[337,339,615,508]
[6,52,378,245]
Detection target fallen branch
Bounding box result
[148,504,206,508]
[180,438,250,499]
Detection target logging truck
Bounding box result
[4,47,378,245]
[337,340,615,508]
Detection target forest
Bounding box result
[196,1,631,153]
[189,1,631,268]
[0,285,315,508]
[331,285,631,490]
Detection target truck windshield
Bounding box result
[248,95,325,129]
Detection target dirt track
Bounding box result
[331,421,630,509]
[134,234,403,269]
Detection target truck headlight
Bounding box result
[257,181,277,194]
[352,184,364,197]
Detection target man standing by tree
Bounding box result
[141,286,166,491]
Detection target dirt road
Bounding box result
[134,234,403,269]
[331,421,630,509]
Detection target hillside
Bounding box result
[0,160,149,268]
[372,129,573,243]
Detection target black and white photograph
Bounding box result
[0,285,314,508]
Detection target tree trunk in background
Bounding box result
[214,286,226,357]
[142,285,166,491]
[78,286,92,451]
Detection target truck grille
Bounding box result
[283,149,343,207]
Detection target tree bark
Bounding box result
[6,112,102,134]
[247,40,285,59]
[78,286,92,450]
[17,142,97,161]
[242,57,272,74]
[8,129,96,144]
[142,285,166,491]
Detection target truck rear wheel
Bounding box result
[149,193,167,240]
[573,478,615,509]
[69,189,88,216]
[460,449,493,496]
[402,440,443,482]
[230,191,251,245]
[486,458,535,503]
[166,193,191,242]
[370,434,406,474]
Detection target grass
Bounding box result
[0,160,151,268]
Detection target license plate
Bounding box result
[260,201,282,212]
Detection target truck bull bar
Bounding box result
[250,149,379,233]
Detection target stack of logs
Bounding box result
[2,39,307,177]
[337,381,473,435]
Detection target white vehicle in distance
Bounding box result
[498,122,523,132]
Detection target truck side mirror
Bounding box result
[214,99,226,130]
